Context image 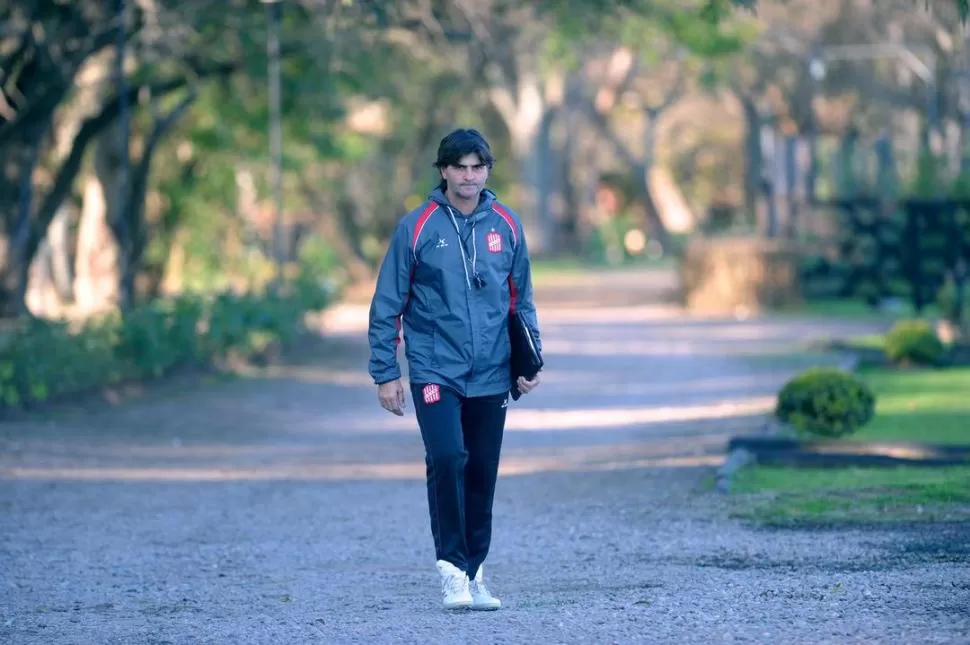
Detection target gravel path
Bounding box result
[2,301,968,645]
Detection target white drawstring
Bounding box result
[445,206,476,290]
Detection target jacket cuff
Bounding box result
[373,371,401,386]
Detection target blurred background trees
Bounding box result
[3,0,969,314]
[1,0,970,408]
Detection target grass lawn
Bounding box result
[728,366,970,526]
[840,332,887,351]
[772,298,943,322]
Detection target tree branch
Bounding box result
[584,101,638,168]
[24,63,238,267]
[0,20,124,147]
[591,46,639,113]
[0,30,31,100]
[128,90,197,250]
[649,76,687,117]
[488,80,519,127]
[12,122,47,252]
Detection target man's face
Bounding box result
[441,153,489,200]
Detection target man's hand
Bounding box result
[516,373,541,395]
[378,378,407,416]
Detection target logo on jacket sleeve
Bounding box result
[422,383,441,404]
[486,231,502,253]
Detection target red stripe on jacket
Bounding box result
[491,203,519,314]
[395,203,439,347]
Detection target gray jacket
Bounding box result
[368,187,541,398]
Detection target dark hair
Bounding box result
[433,128,494,170]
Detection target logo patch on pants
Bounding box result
[486,231,502,253]
[423,383,441,404]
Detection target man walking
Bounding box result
[367,128,542,610]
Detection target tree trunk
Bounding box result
[638,113,673,250]
[0,119,48,317]
[574,120,604,254]
[83,91,195,309]
[26,51,115,313]
[491,73,553,254]
[2,92,116,316]
[557,116,576,252]
[0,237,31,318]
[73,172,120,314]
[25,238,63,318]
[632,162,670,250]
[511,128,547,252]
[47,205,75,301]
[586,106,672,251]
[740,93,763,228]
[27,207,76,318]
[537,105,570,252]
[0,229,25,319]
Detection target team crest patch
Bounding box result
[486,231,502,253]
[423,383,441,404]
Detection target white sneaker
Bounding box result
[436,560,472,610]
[469,565,501,611]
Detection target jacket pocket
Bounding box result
[404,328,433,370]
[480,316,511,366]
[498,320,511,363]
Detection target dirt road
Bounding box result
[2,295,967,644]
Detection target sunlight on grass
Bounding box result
[845,334,887,350]
[733,464,970,496]
[731,465,970,526]
[855,367,970,444]
[774,298,942,321]
[730,366,970,525]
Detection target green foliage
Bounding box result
[549,0,754,60]
[775,367,877,438]
[811,165,969,317]
[725,0,968,20]
[663,7,750,56]
[140,0,393,292]
[905,149,948,198]
[883,319,946,367]
[0,277,333,413]
[937,273,970,328]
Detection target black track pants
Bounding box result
[410,382,508,580]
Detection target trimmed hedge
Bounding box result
[883,319,946,367]
[0,275,333,412]
[774,367,877,438]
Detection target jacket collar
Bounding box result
[428,187,496,223]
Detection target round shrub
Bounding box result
[774,367,876,438]
[883,319,945,366]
